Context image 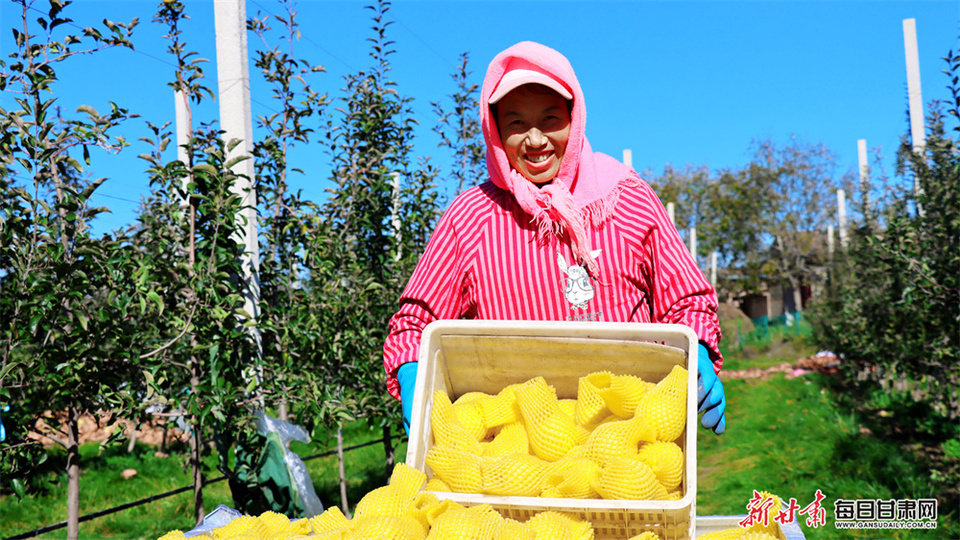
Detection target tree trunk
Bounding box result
[66,406,81,540]
[792,283,803,319]
[278,399,288,422]
[337,427,351,518]
[190,359,205,526]
[127,420,138,453]
[190,422,204,526]
[382,425,394,482]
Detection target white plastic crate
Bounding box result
[404,320,700,540]
[696,516,806,539]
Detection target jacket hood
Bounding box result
[480,41,638,275]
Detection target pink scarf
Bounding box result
[481,41,639,277]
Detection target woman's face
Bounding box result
[495,84,571,185]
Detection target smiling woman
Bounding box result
[383,41,727,438]
[493,83,572,185]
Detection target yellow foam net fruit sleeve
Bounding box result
[352,463,426,522]
[524,511,594,540]
[454,391,489,405]
[637,365,688,442]
[308,506,350,534]
[637,440,684,492]
[352,485,409,522]
[431,391,481,453]
[407,491,440,531]
[425,442,483,493]
[426,390,484,493]
[477,384,522,429]
[540,457,601,499]
[252,511,311,538]
[349,515,426,540]
[574,371,612,427]
[210,514,258,538]
[600,374,653,418]
[389,463,429,501]
[592,455,668,500]
[514,377,589,462]
[425,503,502,540]
[450,401,488,441]
[573,415,656,468]
[498,518,537,540]
[482,421,529,457]
[559,399,578,421]
[423,476,450,492]
[747,492,783,536]
[482,453,547,497]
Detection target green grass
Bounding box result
[699,344,959,539]
[0,422,404,540]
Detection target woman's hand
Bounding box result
[697,343,727,434]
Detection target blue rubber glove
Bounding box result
[697,343,727,434]
[0,405,8,442]
[397,362,419,435]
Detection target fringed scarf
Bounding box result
[480,41,640,277]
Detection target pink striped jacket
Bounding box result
[383,179,722,400]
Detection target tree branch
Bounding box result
[139,301,199,360]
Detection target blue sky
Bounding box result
[3,0,958,235]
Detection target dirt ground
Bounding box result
[31,411,187,448]
[720,351,840,381]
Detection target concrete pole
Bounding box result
[827,224,835,259]
[214,0,261,360]
[710,251,717,289]
[391,172,402,262]
[175,91,190,166]
[903,18,926,215]
[837,189,848,249]
[666,202,675,228]
[622,149,632,168]
[857,139,870,215]
[903,19,926,153]
[175,90,191,209]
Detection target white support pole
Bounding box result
[903,18,926,215]
[710,251,717,289]
[903,19,926,152]
[857,139,870,214]
[175,90,190,166]
[214,0,261,360]
[666,202,675,228]
[175,90,191,208]
[688,227,697,263]
[622,149,632,168]
[391,172,402,262]
[827,224,835,259]
[837,189,848,250]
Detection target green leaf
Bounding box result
[0,362,16,384]
[12,479,26,501]
[147,291,164,315]
[76,312,88,331]
[209,343,220,384]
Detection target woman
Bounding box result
[383,41,726,435]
